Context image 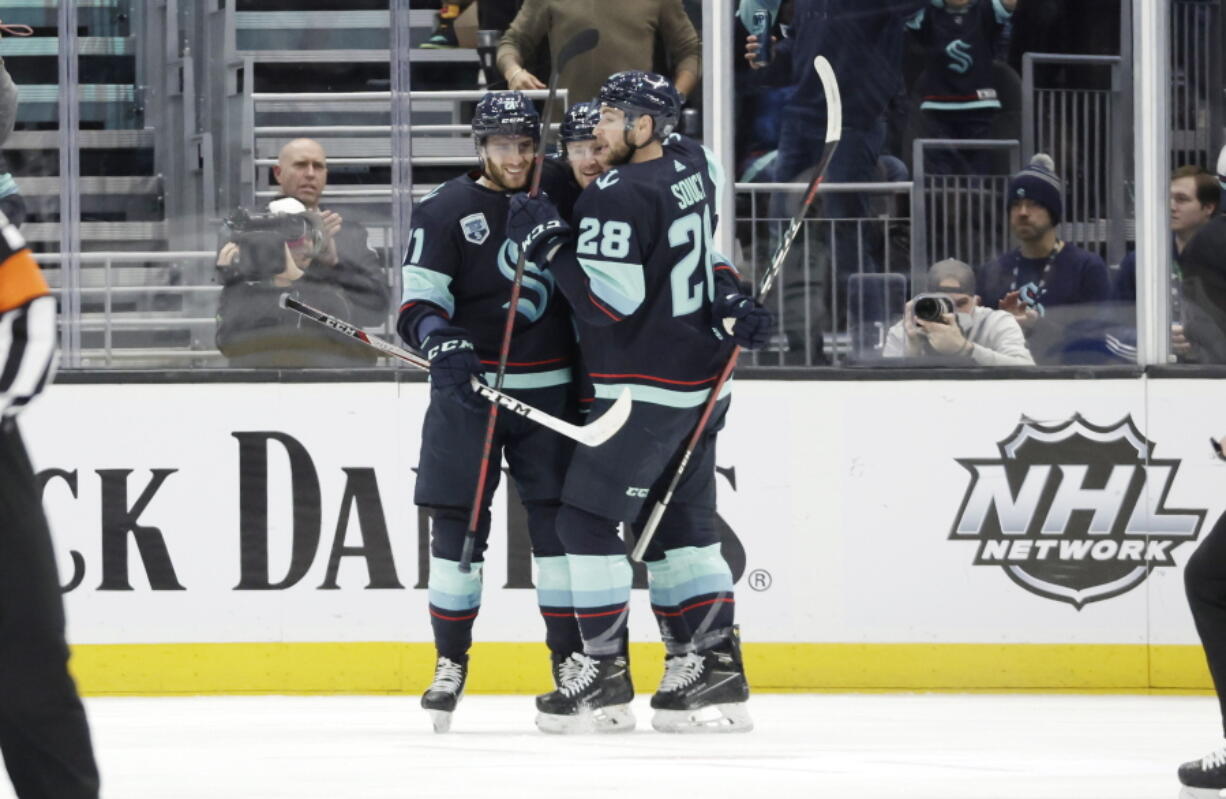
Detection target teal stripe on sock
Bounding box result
[568,554,632,610]
[428,555,482,611]
[646,544,733,606]
[535,555,572,607]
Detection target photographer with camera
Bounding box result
[214,139,389,367]
[884,258,1034,365]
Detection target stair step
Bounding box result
[0,36,132,56]
[17,84,136,103]
[240,48,393,63]
[0,0,124,7]
[23,220,166,243]
[19,176,159,196]
[235,10,389,29]
[5,129,154,149]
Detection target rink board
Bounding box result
[18,377,1226,694]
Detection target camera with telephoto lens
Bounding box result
[912,293,956,323]
[219,206,322,283]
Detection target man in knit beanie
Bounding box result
[976,153,1111,364]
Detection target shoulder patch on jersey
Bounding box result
[459,212,490,245]
[674,159,687,173]
[595,170,620,190]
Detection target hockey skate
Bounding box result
[421,655,467,733]
[651,630,752,734]
[535,653,635,734]
[1179,744,1226,795]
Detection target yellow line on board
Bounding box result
[66,642,1216,696]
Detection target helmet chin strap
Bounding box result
[620,112,652,162]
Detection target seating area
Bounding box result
[7,1,1224,368]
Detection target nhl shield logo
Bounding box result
[949,414,1205,609]
[460,213,490,245]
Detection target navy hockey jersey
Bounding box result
[907,0,1012,112]
[545,134,735,409]
[398,163,576,389]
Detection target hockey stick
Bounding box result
[461,27,600,572]
[630,56,841,563]
[278,294,630,448]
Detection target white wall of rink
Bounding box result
[18,378,1225,651]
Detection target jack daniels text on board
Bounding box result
[39,431,747,593]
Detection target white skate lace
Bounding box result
[657,652,705,693]
[428,657,465,693]
[559,653,599,698]
[557,654,584,685]
[1200,746,1226,770]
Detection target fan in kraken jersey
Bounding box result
[396,90,584,733]
[507,71,773,735]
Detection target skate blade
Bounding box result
[426,709,454,734]
[652,702,753,734]
[536,704,635,735]
[1179,788,1226,799]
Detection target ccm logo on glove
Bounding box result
[427,338,475,361]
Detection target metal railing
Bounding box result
[1021,53,1128,266]
[911,139,1021,286]
[36,251,220,367]
[1171,0,1224,168]
[243,87,568,209]
[734,181,913,365]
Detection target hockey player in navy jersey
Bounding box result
[559,101,605,191]
[507,71,773,734]
[397,91,584,733]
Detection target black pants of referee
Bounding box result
[0,419,99,799]
[1186,508,1226,738]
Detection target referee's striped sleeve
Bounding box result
[0,211,56,417]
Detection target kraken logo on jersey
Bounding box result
[496,238,555,322]
[945,39,974,74]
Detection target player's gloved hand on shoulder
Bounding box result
[506,192,571,264]
[713,291,774,350]
[422,326,488,414]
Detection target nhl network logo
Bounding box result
[949,414,1205,609]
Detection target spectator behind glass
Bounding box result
[214,139,389,368]
[884,258,1033,364]
[905,0,1017,175]
[745,0,926,363]
[976,153,1110,365]
[1113,165,1221,363]
[496,0,701,104]
[0,33,29,228]
[1176,146,1226,364]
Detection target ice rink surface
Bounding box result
[3,693,1221,799]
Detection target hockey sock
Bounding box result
[534,555,583,657]
[556,504,631,657]
[647,543,735,648]
[428,555,482,661]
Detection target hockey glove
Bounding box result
[422,326,488,414]
[506,192,571,264]
[713,292,774,350]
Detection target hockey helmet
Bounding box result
[598,70,681,141]
[471,91,541,146]
[560,101,599,144]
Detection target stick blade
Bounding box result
[812,55,841,144]
[558,28,599,70]
[576,385,632,447]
